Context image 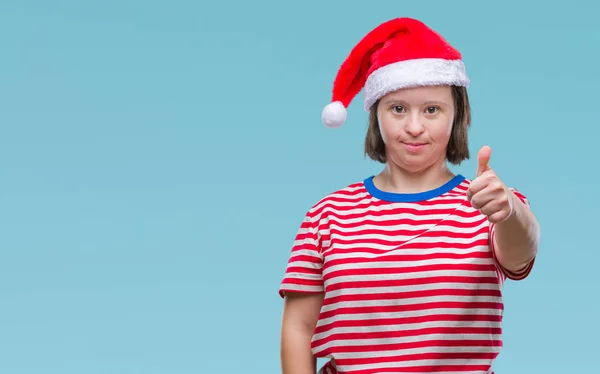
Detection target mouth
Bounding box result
[401,142,427,152]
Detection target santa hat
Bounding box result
[321,17,470,128]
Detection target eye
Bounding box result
[425,106,439,114]
[392,105,406,114]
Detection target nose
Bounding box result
[405,113,425,137]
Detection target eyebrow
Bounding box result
[380,98,405,106]
[380,98,451,107]
[423,100,451,107]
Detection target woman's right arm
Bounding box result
[281,291,324,374]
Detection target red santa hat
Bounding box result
[321,17,470,128]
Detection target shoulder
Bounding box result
[509,187,530,206]
[304,179,371,219]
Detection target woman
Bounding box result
[279,18,540,374]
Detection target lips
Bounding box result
[402,142,427,152]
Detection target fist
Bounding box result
[466,145,515,224]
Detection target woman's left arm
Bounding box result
[467,145,541,275]
[492,191,540,273]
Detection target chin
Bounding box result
[389,153,440,174]
[393,158,431,174]
[400,163,431,174]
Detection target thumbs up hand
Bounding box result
[466,145,515,224]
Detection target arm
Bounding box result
[281,292,324,374]
[492,190,540,275]
[467,145,540,278]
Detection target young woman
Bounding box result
[279,18,540,374]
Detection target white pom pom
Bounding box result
[321,101,347,128]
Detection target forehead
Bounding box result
[380,85,453,104]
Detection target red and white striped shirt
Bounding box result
[279,174,534,374]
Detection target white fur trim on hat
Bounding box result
[363,58,470,111]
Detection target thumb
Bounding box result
[476,145,492,177]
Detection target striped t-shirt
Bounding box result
[279,174,534,374]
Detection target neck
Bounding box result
[375,160,455,194]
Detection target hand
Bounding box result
[466,145,515,224]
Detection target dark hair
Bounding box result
[364,85,471,165]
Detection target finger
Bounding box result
[469,189,494,210]
[477,198,503,217]
[467,174,489,199]
[488,209,511,224]
[476,145,492,177]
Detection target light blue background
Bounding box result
[1,1,598,373]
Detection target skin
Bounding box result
[467,146,540,273]
[280,85,540,373]
[373,85,457,193]
[280,293,323,374]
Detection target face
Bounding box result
[376,85,455,174]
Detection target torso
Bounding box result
[308,175,504,374]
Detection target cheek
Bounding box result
[445,113,455,136]
[431,117,453,141]
[445,120,453,137]
[378,114,403,143]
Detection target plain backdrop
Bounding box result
[1,1,598,373]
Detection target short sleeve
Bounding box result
[279,211,324,298]
[489,188,536,281]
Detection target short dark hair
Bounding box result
[364,85,471,165]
